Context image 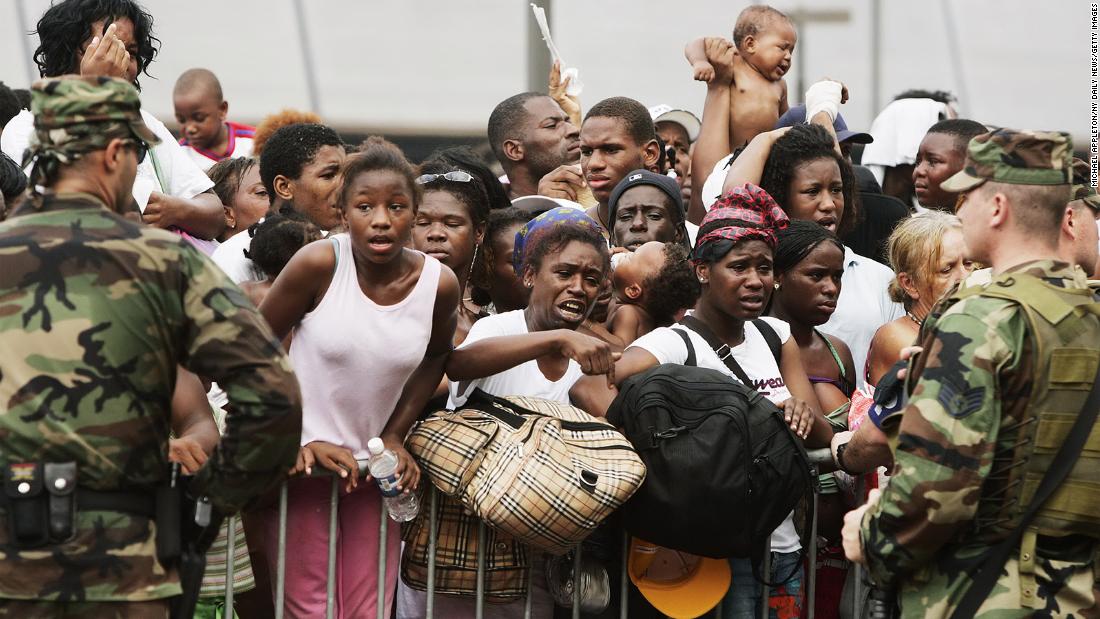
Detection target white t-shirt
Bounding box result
[629,315,800,552]
[819,246,904,391]
[700,155,736,212]
[211,228,264,283]
[447,310,583,409]
[2,108,214,210]
[180,122,256,171]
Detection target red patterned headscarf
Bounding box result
[693,183,789,263]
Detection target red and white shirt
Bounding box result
[179,121,256,170]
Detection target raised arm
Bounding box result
[381,265,460,492]
[684,37,713,78]
[720,127,790,193]
[688,38,736,224]
[804,79,849,156]
[549,60,582,128]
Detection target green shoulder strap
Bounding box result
[147,146,169,195]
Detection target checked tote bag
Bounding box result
[407,390,646,555]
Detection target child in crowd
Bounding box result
[206,157,268,242]
[240,211,323,308]
[609,241,700,345]
[685,5,795,149]
[472,204,551,314]
[174,68,255,170]
[257,137,458,618]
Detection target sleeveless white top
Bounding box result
[291,234,441,459]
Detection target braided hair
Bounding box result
[773,220,844,275]
[244,210,322,279]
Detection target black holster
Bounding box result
[3,462,77,549]
[166,471,224,619]
[866,584,900,619]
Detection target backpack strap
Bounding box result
[672,327,697,367]
[678,315,754,387]
[753,318,782,363]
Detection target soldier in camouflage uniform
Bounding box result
[841,129,1100,618]
[0,75,302,617]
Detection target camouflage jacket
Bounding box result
[0,193,301,601]
[860,260,1099,618]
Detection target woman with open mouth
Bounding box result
[257,137,460,618]
[436,206,616,617]
[610,183,833,619]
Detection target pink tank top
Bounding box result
[291,233,441,459]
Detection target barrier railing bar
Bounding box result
[571,545,582,619]
[426,488,438,619]
[524,555,533,619]
[377,499,388,619]
[275,482,288,619]
[852,477,867,619]
[328,476,338,619]
[224,514,238,614]
[805,447,833,619]
[475,522,487,619]
[759,540,771,619]
[807,490,819,619]
[620,531,629,619]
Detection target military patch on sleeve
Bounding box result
[937,379,986,419]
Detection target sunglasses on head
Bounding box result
[416,170,473,185]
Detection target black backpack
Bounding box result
[606,319,814,562]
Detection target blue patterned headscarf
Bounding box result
[512,207,606,275]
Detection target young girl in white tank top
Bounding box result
[258,138,459,618]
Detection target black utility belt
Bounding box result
[1,462,155,549]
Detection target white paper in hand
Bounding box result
[530,3,583,97]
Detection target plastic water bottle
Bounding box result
[367,437,419,522]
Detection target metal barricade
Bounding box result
[212,456,840,619]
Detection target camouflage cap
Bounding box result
[29,75,160,147]
[940,128,1072,193]
[1070,157,1100,211]
[23,76,160,189]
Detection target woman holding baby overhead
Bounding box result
[685,4,797,223]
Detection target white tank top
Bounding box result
[291,234,441,459]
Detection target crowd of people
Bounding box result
[1,1,1098,619]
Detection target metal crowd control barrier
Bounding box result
[212,450,846,619]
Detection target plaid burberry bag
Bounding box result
[400,491,529,601]
[408,390,646,555]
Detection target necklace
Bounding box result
[907,312,923,326]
